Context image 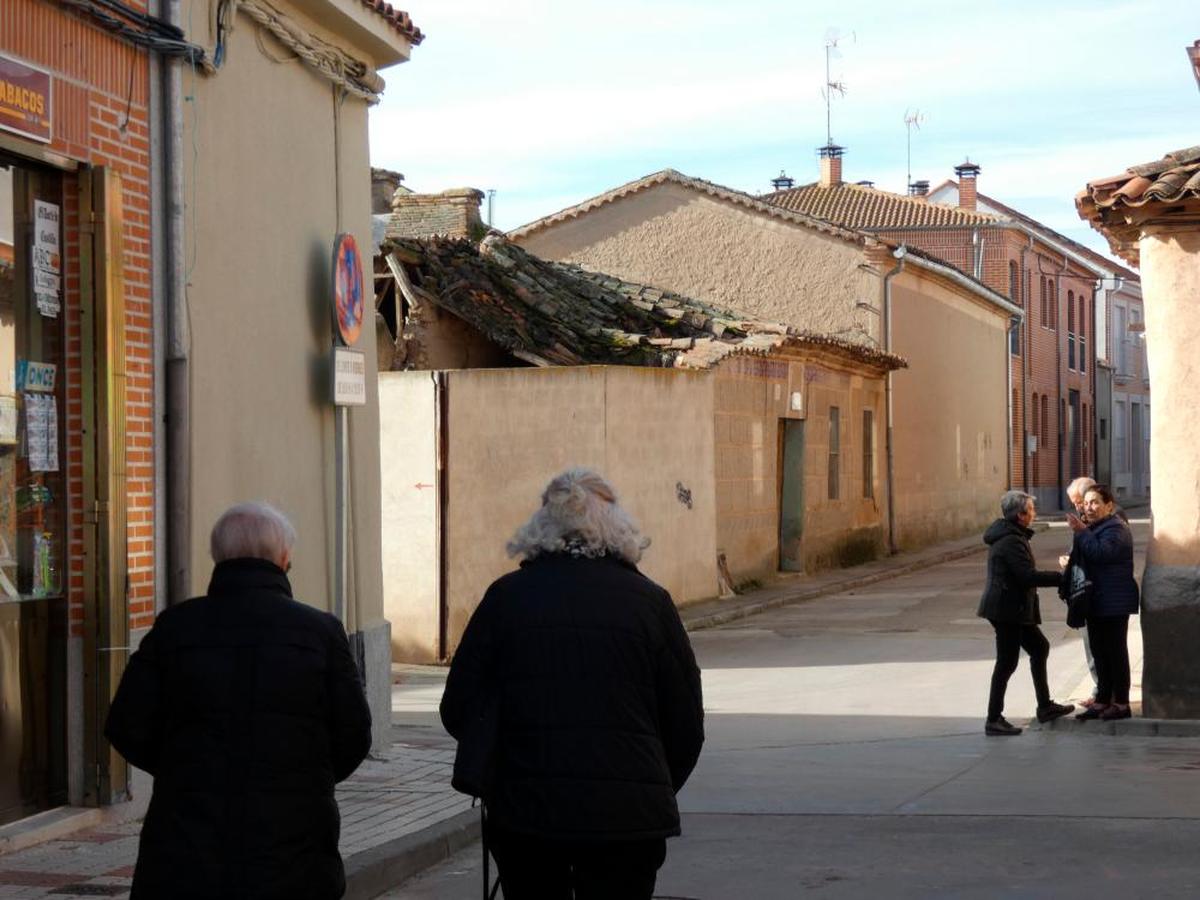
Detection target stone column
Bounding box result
[1138,226,1200,718]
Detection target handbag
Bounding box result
[1065,563,1093,629]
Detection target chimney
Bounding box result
[954,159,981,211]
[770,169,795,192]
[389,188,485,239]
[371,167,404,214]
[818,143,845,188]
[855,180,875,188]
[907,179,930,200]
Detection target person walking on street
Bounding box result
[977,490,1074,735]
[441,468,705,900]
[105,502,373,900]
[1069,485,1140,721]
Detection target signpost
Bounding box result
[331,234,365,626]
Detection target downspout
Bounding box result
[1090,278,1102,477]
[1006,317,1017,488]
[882,246,905,556]
[434,370,449,660]
[1020,236,1033,492]
[164,0,191,603]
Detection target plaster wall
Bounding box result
[713,354,887,583]
[889,268,1009,547]
[516,183,880,344]
[181,3,389,741]
[441,365,716,657]
[1136,228,1200,718]
[378,373,439,661]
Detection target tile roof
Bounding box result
[766,181,1003,230]
[382,234,906,373]
[1076,145,1200,266]
[508,169,867,246]
[360,0,423,44]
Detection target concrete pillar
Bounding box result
[1138,227,1200,718]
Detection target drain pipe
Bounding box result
[882,246,906,556]
[164,0,191,603]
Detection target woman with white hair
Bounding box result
[440,468,704,900]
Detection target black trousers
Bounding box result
[488,823,667,900]
[1087,614,1131,705]
[987,620,1050,721]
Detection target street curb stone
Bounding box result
[682,544,987,632]
[344,808,480,900]
[1039,716,1200,738]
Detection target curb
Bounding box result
[682,544,986,632]
[344,808,480,900]
[1037,716,1200,738]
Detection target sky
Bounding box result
[368,0,1198,262]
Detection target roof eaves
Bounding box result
[508,169,869,248]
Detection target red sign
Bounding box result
[333,233,364,346]
[0,55,51,144]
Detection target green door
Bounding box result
[779,420,805,572]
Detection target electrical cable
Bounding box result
[53,0,209,63]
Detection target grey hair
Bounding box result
[1066,476,1096,502]
[506,468,650,564]
[210,501,297,564]
[1000,490,1035,523]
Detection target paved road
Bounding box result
[387,519,1200,898]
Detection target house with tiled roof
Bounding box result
[766,147,1135,510]
[509,168,1020,557]
[922,174,1148,503]
[1078,130,1200,719]
[373,228,903,660]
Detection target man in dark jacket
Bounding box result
[977,490,1073,736]
[105,502,372,900]
[441,468,704,900]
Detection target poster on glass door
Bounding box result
[33,200,60,318]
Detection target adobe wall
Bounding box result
[516,182,880,344]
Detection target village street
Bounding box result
[388,517,1200,899]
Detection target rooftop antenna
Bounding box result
[904,109,925,191]
[822,28,853,146]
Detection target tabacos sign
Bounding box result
[0,55,51,144]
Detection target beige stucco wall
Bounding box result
[442,365,717,656]
[1140,229,1200,567]
[889,267,1009,547]
[714,353,887,582]
[378,373,439,661]
[516,182,880,343]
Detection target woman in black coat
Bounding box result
[1068,484,1140,721]
[977,491,1073,735]
[440,468,704,900]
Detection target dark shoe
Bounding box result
[1036,701,1076,723]
[985,717,1023,736]
[1100,704,1132,721]
[1076,704,1107,720]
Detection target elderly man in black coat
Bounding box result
[441,468,704,900]
[105,502,372,900]
[976,490,1074,736]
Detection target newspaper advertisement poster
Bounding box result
[33,200,60,318]
[25,393,58,472]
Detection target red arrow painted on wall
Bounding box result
[414,483,435,490]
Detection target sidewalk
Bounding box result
[2,520,1193,898]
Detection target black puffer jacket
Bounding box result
[976,518,1061,625]
[105,558,372,900]
[440,553,704,841]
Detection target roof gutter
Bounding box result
[882,248,905,556]
[902,252,1023,319]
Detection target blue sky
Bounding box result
[369,0,1197,261]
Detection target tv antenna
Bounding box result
[904,109,925,190]
[822,28,853,146]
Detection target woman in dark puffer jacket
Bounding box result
[441,468,704,900]
[1068,484,1140,721]
[977,490,1074,736]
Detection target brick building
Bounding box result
[767,148,1132,510]
[1,0,156,825]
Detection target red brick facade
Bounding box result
[2,0,155,631]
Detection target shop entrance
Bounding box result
[0,159,68,826]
